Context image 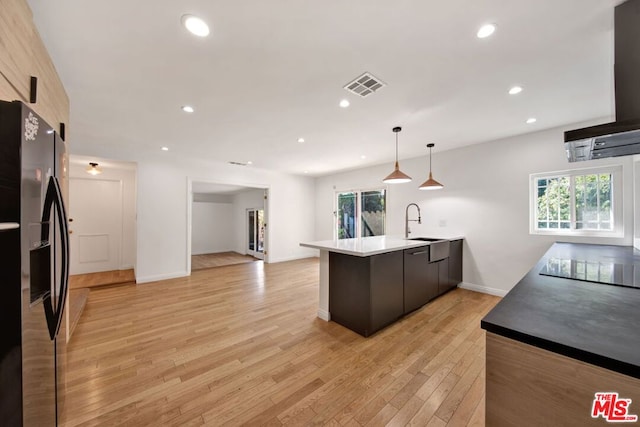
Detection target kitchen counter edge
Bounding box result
[300,235,464,257]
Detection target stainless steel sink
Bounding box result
[409,237,450,262]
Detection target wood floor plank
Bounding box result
[60,258,500,427]
[191,251,258,270]
[69,268,135,289]
[446,372,485,427]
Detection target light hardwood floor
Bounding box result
[62,258,500,426]
[69,269,136,289]
[192,252,259,270]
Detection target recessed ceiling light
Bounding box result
[304,170,309,174]
[161,146,169,151]
[526,118,537,124]
[339,99,350,108]
[361,155,367,159]
[182,105,194,113]
[477,24,496,39]
[46,129,54,134]
[298,138,305,143]
[247,161,253,165]
[509,86,523,95]
[181,15,210,37]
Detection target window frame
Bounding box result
[529,165,623,237]
[334,187,387,240]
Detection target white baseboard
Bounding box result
[458,282,508,297]
[136,271,188,284]
[317,309,330,321]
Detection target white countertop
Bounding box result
[300,235,464,257]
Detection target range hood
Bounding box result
[565,0,640,162]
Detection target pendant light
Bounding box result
[383,126,412,184]
[419,143,443,190]
[86,162,102,176]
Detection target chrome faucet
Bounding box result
[405,203,422,239]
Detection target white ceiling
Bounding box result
[28,0,618,177]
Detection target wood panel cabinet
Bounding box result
[486,333,640,426]
[0,0,69,132]
[329,251,404,337]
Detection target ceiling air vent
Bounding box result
[228,161,248,166]
[343,72,386,97]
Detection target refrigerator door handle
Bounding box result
[40,176,70,340]
[0,222,20,231]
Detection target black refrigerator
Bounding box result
[0,100,70,426]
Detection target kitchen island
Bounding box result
[300,235,463,336]
[481,242,640,426]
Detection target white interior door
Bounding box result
[69,178,122,274]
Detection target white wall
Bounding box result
[69,158,137,270]
[232,189,266,254]
[133,157,316,283]
[191,201,234,255]
[315,121,634,295]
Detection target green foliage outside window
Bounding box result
[536,174,612,231]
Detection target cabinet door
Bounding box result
[403,247,434,314]
[370,251,404,334]
[329,252,371,336]
[438,258,452,295]
[449,239,463,286]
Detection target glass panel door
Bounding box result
[336,189,386,239]
[361,190,385,237]
[337,192,356,239]
[248,210,255,251]
[257,209,264,252]
[247,209,264,259]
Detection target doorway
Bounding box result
[67,156,137,287]
[69,178,122,274]
[247,208,265,260]
[187,181,269,273]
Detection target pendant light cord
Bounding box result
[395,132,399,163]
[429,146,432,173]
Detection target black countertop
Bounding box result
[481,242,640,379]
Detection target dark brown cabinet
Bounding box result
[403,246,438,314]
[329,251,404,337]
[329,239,463,337]
[448,239,463,287]
[437,258,452,295]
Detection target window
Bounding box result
[530,166,622,236]
[336,189,386,239]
